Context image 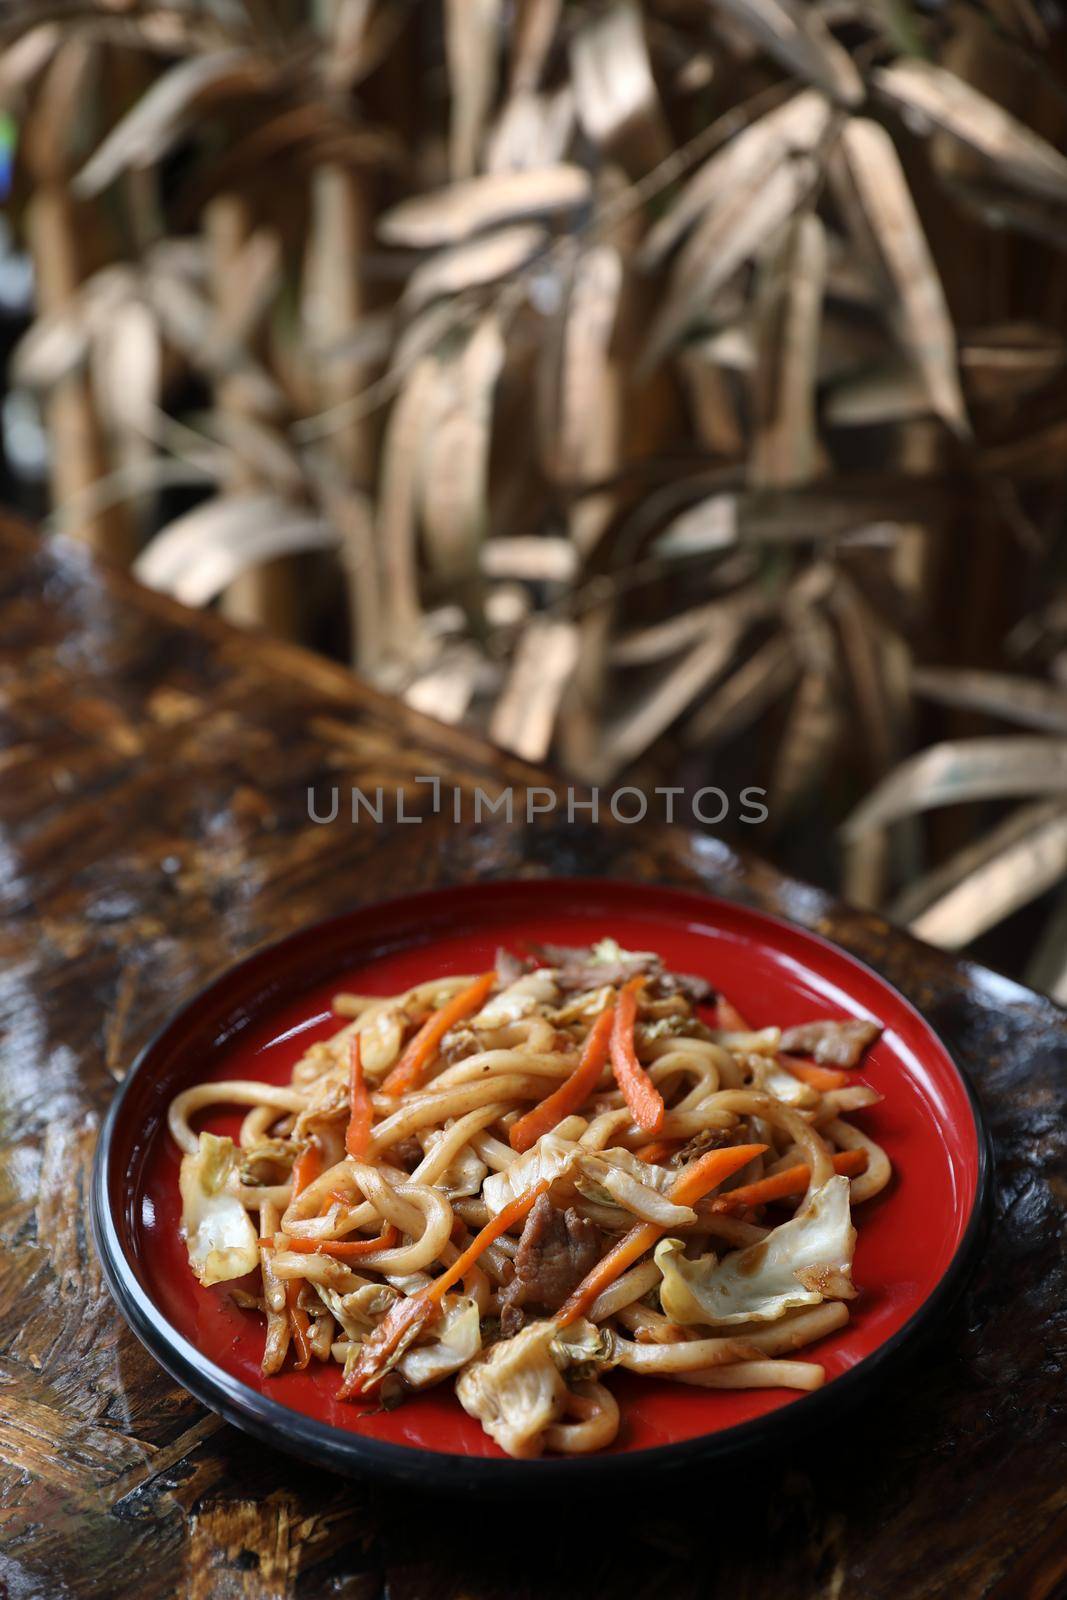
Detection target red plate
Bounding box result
[92,878,990,1488]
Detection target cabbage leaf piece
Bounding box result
[473,969,559,1026]
[482,1133,580,1216]
[655,1174,857,1326]
[455,1320,567,1458]
[398,1294,481,1389]
[575,1149,695,1226]
[179,1132,260,1287]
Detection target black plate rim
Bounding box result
[90,875,994,1491]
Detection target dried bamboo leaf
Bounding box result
[326,0,407,91]
[489,617,579,760]
[679,349,744,458]
[597,624,746,779]
[874,59,1067,206]
[402,225,546,315]
[836,119,968,437]
[961,323,1067,401]
[656,483,938,556]
[569,1,669,166]
[656,494,739,556]
[824,360,929,425]
[12,264,136,389]
[5,8,225,54]
[313,313,395,370]
[13,29,94,181]
[74,50,272,195]
[378,165,591,247]
[611,593,765,666]
[420,313,506,582]
[556,243,623,552]
[683,633,798,747]
[707,0,863,106]
[831,572,911,773]
[641,155,819,372]
[892,796,1064,921]
[903,802,1067,949]
[509,0,561,94]
[558,602,612,780]
[446,0,501,180]
[766,568,844,809]
[823,188,891,306]
[824,258,884,313]
[750,211,827,488]
[377,357,442,646]
[180,104,396,212]
[844,737,1067,838]
[214,226,281,350]
[688,324,755,372]
[486,85,575,173]
[143,266,214,362]
[391,301,465,374]
[486,584,531,630]
[772,665,841,812]
[912,667,1067,733]
[833,570,911,908]
[133,494,339,606]
[405,646,484,724]
[480,537,577,582]
[196,411,304,494]
[91,298,159,435]
[0,23,58,107]
[640,89,833,269]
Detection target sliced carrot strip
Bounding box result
[281,1225,399,1259]
[291,1141,322,1197]
[708,1149,868,1212]
[381,971,497,1097]
[610,977,664,1135]
[715,996,752,1032]
[339,1180,551,1396]
[345,1035,374,1156]
[781,1054,850,1092]
[286,1280,313,1369]
[508,1006,614,1153]
[633,1138,682,1164]
[555,1141,767,1327]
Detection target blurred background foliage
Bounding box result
[4,0,1067,990]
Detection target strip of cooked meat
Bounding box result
[440,1026,480,1064]
[495,946,531,986]
[666,1127,734,1168]
[779,1018,881,1067]
[390,1134,425,1172]
[499,1195,601,1336]
[650,970,716,1003]
[532,943,715,1004]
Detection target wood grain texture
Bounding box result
[0,519,1063,1600]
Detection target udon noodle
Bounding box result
[169,940,890,1458]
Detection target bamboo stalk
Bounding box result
[22,41,135,562]
[208,193,300,635]
[304,162,382,669]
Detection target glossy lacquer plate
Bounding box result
[92,878,991,1490]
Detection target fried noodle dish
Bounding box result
[169,941,890,1458]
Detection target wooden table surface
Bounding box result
[0,518,1064,1600]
